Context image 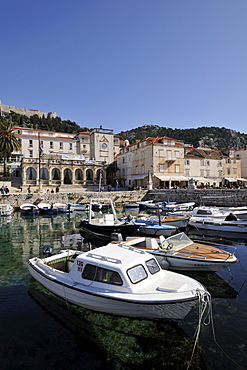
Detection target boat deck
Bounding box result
[175,242,232,260]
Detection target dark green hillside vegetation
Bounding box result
[118,124,247,149]
[0,111,90,134]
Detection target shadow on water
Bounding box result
[28,279,206,370]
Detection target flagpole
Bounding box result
[99,170,102,192]
[38,133,42,192]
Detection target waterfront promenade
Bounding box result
[1,187,247,209]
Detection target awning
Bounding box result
[224,177,238,182]
[154,175,189,181]
[237,177,247,182]
[130,174,148,180]
[193,177,215,183]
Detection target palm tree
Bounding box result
[0,120,21,177]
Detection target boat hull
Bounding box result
[28,263,199,321]
[80,220,139,239]
[139,225,177,237]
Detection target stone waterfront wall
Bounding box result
[1,188,247,210]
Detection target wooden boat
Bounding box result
[28,244,209,321]
[20,203,39,216]
[110,232,237,272]
[189,216,247,233]
[80,198,139,240]
[0,204,13,216]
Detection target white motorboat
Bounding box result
[111,232,237,272]
[0,204,13,216]
[170,205,247,220]
[20,203,39,216]
[163,202,195,212]
[66,203,89,212]
[189,216,247,233]
[28,244,209,321]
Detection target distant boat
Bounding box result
[20,203,39,216]
[0,204,13,216]
[163,202,195,212]
[66,203,89,212]
[135,215,190,229]
[53,203,72,213]
[37,203,58,215]
[189,216,247,233]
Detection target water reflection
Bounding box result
[28,279,205,370]
[0,210,247,369]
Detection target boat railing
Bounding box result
[87,253,122,264]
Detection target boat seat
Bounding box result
[146,238,159,250]
[104,214,115,225]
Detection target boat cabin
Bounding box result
[46,245,163,294]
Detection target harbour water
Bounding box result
[1,209,247,370]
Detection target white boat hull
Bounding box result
[28,264,199,320]
[189,217,247,232]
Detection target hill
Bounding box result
[118,125,247,149]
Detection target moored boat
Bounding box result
[37,202,58,215]
[0,204,13,216]
[28,244,209,321]
[20,203,39,216]
[111,232,238,272]
[189,216,247,233]
[80,198,139,240]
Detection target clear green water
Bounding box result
[0,211,247,370]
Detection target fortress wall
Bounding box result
[0,101,56,119]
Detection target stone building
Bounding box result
[117,138,244,189]
[9,126,120,190]
[117,136,188,189]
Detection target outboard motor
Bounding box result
[43,244,53,257]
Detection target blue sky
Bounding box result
[1,0,247,134]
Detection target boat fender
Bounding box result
[160,258,170,270]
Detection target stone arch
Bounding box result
[52,168,60,180]
[26,167,36,180]
[41,168,48,180]
[64,168,72,184]
[86,169,93,181]
[96,168,102,182]
[75,168,83,180]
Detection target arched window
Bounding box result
[86,169,93,181]
[41,168,48,180]
[64,168,72,184]
[26,167,36,180]
[52,168,60,180]
[75,169,82,180]
[96,169,102,181]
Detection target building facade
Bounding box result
[117,138,244,189]
[9,126,120,190]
